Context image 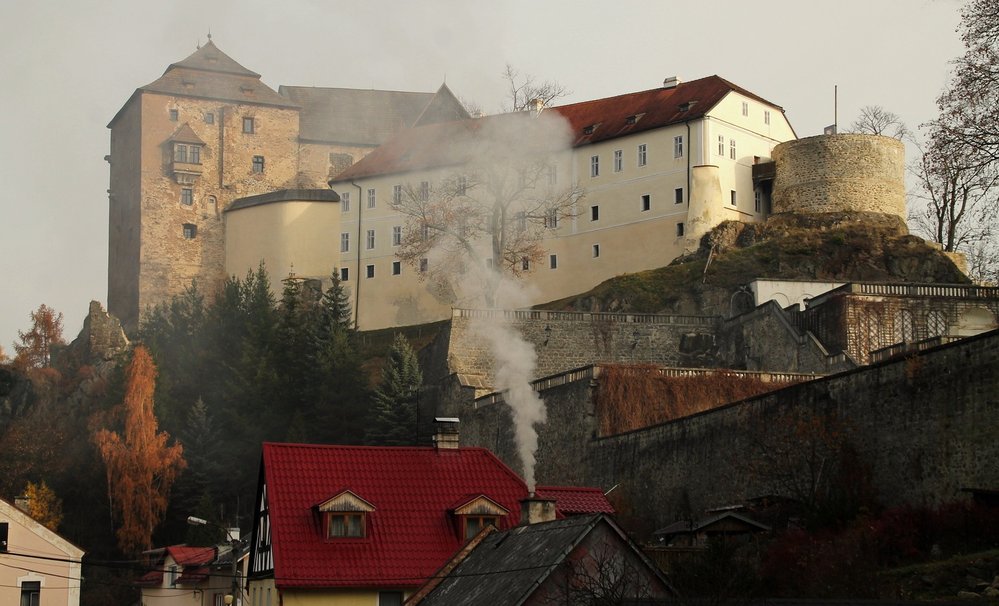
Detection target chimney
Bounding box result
[14,495,30,514]
[527,98,544,116]
[663,76,681,89]
[433,417,460,450]
[520,494,557,525]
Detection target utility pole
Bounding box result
[187,516,241,605]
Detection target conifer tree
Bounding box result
[368,334,422,445]
[13,304,65,369]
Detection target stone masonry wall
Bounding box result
[772,134,905,221]
[461,330,999,537]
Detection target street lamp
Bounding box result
[187,516,242,605]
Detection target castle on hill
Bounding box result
[108,41,907,333]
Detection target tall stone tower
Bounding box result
[107,41,301,332]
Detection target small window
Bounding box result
[549,254,558,269]
[0,522,8,552]
[592,244,600,258]
[180,188,193,206]
[754,190,762,213]
[591,205,599,221]
[674,188,683,205]
[419,258,428,273]
[392,261,401,275]
[741,101,749,117]
[379,591,404,606]
[590,155,599,177]
[419,181,429,201]
[367,188,376,209]
[642,194,651,212]
[340,267,349,281]
[547,165,557,185]
[169,109,178,122]
[341,192,351,213]
[243,117,255,133]
[204,112,214,124]
[613,150,623,172]
[730,190,737,207]
[327,513,365,538]
[676,222,685,237]
[366,229,375,250]
[764,110,771,125]
[673,135,683,158]
[730,139,736,160]
[21,581,41,606]
[521,257,530,271]
[718,135,725,156]
[366,265,375,279]
[174,143,188,163]
[340,232,350,253]
[252,155,264,173]
[393,184,402,205]
[183,223,197,239]
[545,209,558,230]
[456,175,467,196]
[190,145,200,164]
[638,143,647,167]
[392,226,402,246]
[463,516,499,541]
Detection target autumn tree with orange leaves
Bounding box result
[95,345,185,554]
[13,304,65,369]
[22,481,64,532]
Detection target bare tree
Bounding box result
[934,0,999,165]
[502,64,571,112]
[539,543,662,605]
[392,113,583,307]
[849,105,911,141]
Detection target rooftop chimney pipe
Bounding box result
[520,494,557,525]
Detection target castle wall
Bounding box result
[771,134,905,220]
[108,98,143,329]
[461,329,999,537]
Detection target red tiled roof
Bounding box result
[135,569,164,587]
[175,565,210,585]
[166,545,216,567]
[260,443,530,590]
[331,75,784,182]
[535,486,615,515]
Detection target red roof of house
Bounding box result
[258,443,612,590]
[331,75,784,182]
[166,545,216,566]
[535,485,615,515]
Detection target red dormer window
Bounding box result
[317,490,375,541]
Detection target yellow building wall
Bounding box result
[225,199,342,292]
[0,502,83,606]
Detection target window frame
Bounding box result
[367,188,376,209]
[718,135,725,156]
[590,155,599,177]
[730,190,737,207]
[392,226,402,246]
[252,155,265,173]
[180,188,193,207]
[591,205,599,221]
[613,149,623,172]
[341,192,351,213]
[366,229,375,250]
[393,184,402,205]
[326,512,366,539]
[674,188,683,205]
[549,254,558,269]
[592,244,600,258]
[729,139,736,160]
[169,109,178,122]
[340,232,350,253]
[741,101,749,117]
[677,222,685,237]
[243,116,255,134]
[183,223,197,239]
[366,264,375,279]
[673,135,683,158]
[392,261,401,275]
[638,143,647,167]
[642,194,652,212]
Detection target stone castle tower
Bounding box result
[107,41,468,332]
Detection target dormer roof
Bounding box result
[316,489,376,513]
[168,123,205,146]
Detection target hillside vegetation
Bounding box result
[542,212,969,316]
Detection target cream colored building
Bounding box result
[0,497,84,606]
[107,41,467,332]
[314,76,796,329]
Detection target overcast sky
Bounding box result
[0,0,966,353]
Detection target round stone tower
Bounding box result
[771,134,905,221]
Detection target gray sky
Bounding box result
[0,0,965,353]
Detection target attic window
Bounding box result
[452,496,509,541]
[240,86,255,96]
[678,100,697,112]
[583,125,596,135]
[317,490,375,540]
[626,113,645,125]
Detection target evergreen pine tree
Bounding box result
[368,334,422,445]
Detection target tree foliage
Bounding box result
[368,334,422,445]
[94,345,186,554]
[392,113,583,307]
[23,480,64,532]
[14,304,65,369]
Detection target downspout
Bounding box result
[218,106,225,189]
[352,180,363,329]
[685,120,691,204]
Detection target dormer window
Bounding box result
[173,143,201,165]
[451,495,509,541]
[583,124,596,135]
[317,490,375,540]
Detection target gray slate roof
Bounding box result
[279,84,468,147]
